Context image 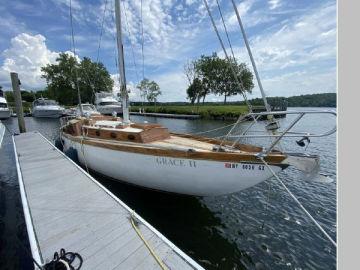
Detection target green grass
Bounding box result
[8,102,32,113]
[130,105,248,119]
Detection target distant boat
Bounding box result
[0,90,11,120]
[95,92,122,115]
[32,98,65,118]
[76,103,101,116]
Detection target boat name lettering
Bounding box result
[156,157,196,168]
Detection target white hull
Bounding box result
[32,109,64,118]
[97,105,122,115]
[63,136,283,196]
[0,109,11,119]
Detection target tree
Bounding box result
[184,52,254,104]
[186,78,203,105]
[136,78,150,104]
[41,53,113,105]
[136,78,161,107]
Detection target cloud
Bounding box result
[115,0,336,102]
[224,0,276,30]
[112,70,188,102]
[111,73,142,100]
[153,70,188,101]
[240,2,336,71]
[0,33,59,89]
[0,0,335,103]
[261,68,336,97]
[218,2,336,97]
[268,0,282,10]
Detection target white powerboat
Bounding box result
[76,103,101,116]
[0,90,11,120]
[95,92,122,115]
[32,98,65,118]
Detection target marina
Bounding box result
[0,0,337,269]
[0,112,337,269]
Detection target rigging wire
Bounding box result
[88,0,110,103]
[96,0,108,64]
[140,0,146,108]
[69,0,83,114]
[259,157,337,248]
[70,0,112,105]
[140,0,145,81]
[202,0,258,148]
[203,0,282,152]
[202,0,253,113]
[215,0,236,61]
[108,0,142,102]
[122,0,140,84]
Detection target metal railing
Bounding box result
[59,115,77,128]
[226,110,337,155]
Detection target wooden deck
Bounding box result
[13,131,203,270]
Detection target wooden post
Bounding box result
[10,72,26,133]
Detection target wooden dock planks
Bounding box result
[14,132,203,270]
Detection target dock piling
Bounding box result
[10,72,26,133]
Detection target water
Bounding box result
[0,108,336,269]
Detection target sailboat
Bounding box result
[60,0,336,196]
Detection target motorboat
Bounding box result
[95,92,122,115]
[76,103,101,116]
[32,98,65,118]
[0,90,11,120]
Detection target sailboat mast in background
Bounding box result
[114,0,130,123]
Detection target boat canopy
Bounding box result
[34,99,58,106]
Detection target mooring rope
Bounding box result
[192,122,236,135]
[130,211,168,270]
[259,157,337,248]
[80,127,90,174]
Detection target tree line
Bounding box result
[184,52,254,105]
[3,53,115,105]
[245,93,336,107]
[3,53,163,106]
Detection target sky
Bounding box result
[0,0,337,102]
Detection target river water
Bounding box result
[0,108,336,269]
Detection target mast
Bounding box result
[115,0,130,123]
[230,0,271,112]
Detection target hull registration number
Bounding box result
[225,163,265,171]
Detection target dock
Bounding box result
[130,112,200,120]
[13,131,204,269]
